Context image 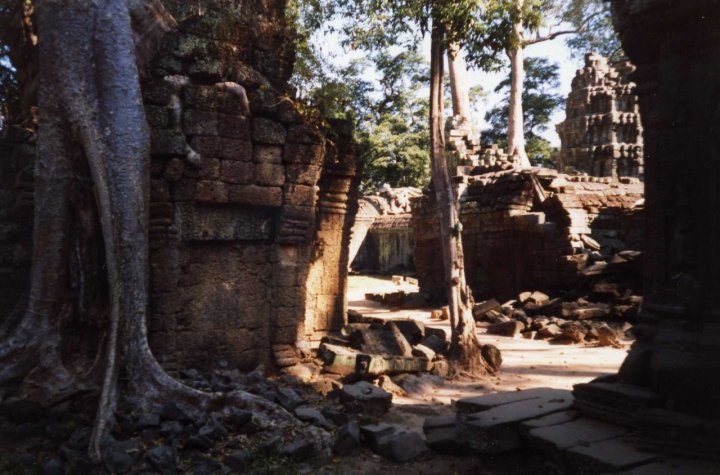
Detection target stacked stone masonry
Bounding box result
[145,3,360,370]
[349,186,421,273]
[556,53,644,179]
[413,170,643,301]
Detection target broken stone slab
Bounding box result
[348,324,413,357]
[340,381,392,416]
[572,304,611,320]
[391,319,425,345]
[355,353,432,377]
[518,410,580,436]
[274,387,304,411]
[537,323,563,339]
[526,417,628,454]
[460,391,574,454]
[347,309,365,323]
[332,421,361,456]
[560,322,588,343]
[565,437,659,473]
[455,387,570,416]
[486,320,525,338]
[472,299,502,321]
[319,343,360,376]
[423,415,464,454]
[412,344,436,361]
[376,430,429,462]
[294,406,333,430]
[421,335,446,354]
[360,423,429,462]
[597,324,621,347]
[377,375,407,397]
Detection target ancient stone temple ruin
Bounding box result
[556,53,644,179]
[0,1,360,373]
[349,186,421,273]
[573,0,720,457]
[413,171,644,301]
[143,2,360,371]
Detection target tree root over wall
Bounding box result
[0,0,330,462]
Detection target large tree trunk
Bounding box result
[430,22,494,376]
[507,0,531,168]
[0,0,323,461]
[447,43,472,126]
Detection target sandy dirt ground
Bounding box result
[346,274,630,429]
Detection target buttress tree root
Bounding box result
[0,0,327,462]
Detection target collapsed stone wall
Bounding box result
[556,53,644,179]
[413,170,643,301]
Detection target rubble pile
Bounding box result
[319,312,451,378]
[472,276,640,347]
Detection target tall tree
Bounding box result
[483,56,563,166]
[446,43,471,125]
[466,0,619,166]
[326,0,502,374]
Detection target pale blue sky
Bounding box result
[312,25,583,147]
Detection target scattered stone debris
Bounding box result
[472,280,639,346]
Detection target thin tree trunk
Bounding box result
[507,0,531,168]
[430,21,490,375]
[447,43,471,126]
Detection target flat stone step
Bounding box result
[456,387,570,415]
[526,417,628,453]
[565,438,659,473]
[519,410,581,435]
[460,389,573,454]
[615,458,720,474]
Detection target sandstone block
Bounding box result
[220,161,254,184]
[220,139,252,161]
[227,185,282,207]
[286,124,324,144]
[151,129,186,156]
[286,164,321,185]
[253,145,283,164]
[171,179,196,202]
[218,115,251,140]
[195,180,228,203]
[284,184,316,206]
[252,118,286,144]
[183,157,220,179]
[254,163,286,186]
[183,110,218,135]
[190,136,222,157]
[163,158,185,182]
[283,143,323,164]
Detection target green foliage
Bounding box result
[561,0,624,61]
[482,57,562,166]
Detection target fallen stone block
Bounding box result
[537,323,563,339]
[412,344,436,361]
[340,381,392,416]
[424,415,464,454]
[597,324,620,347]
[359,423,397,451]
[319,343,360,376]
[355,353,432,377]
[518,410,580,436]
[572,304,611,320]
[456,387,571,416]
[420,333,447,353]
[348,324,413,357]
[472,299,502,321]
[392,319,425,345]
[560,322,588,343]
[486,320,525,338]
[375,430,429,463]
[294,406,333,429]
[332,421,361,456]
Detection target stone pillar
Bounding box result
[576,0,720,424]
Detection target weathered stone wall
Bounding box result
[593,0,720,418]
[143,3,358,370]
[413,170,644,301]
[0,128,34,317]
[556,53,644,179]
